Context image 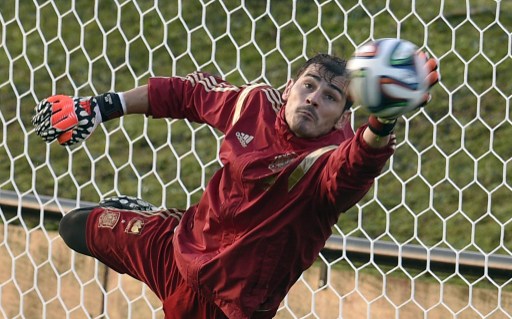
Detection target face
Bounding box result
[282,65,350,139]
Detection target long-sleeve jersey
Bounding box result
[147,72,395,318]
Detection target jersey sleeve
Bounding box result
[146,72,242,133]
[319,125,395,212]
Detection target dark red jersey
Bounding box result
[147,72,394,318]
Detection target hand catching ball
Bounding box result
[347,38,439,119]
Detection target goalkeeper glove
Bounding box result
[99,195,158,211]
[32,93,124,146]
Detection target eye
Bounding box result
[325,91,340,102]
[304,82,313,89]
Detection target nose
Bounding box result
[306,90,320,106]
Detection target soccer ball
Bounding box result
[347,38,429,119]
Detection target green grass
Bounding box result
[1,0,511,257]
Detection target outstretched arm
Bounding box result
[122,85,149,114]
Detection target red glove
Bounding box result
[32,95,98,145]
[32,92,124,146]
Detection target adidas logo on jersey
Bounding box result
[236,131,254,147]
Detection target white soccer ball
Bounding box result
[347,38,429,119]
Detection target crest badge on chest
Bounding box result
[268,152,297,172]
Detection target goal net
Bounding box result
[1,1,511,318]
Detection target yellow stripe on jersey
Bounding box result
[232,83,268,125]
[288,145,338,191]
[262,87,283,114]
[184,72,241,93]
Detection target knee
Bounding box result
[59,207,94,256]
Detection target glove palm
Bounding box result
[32,95,98,146]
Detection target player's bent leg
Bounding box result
[59,196,187,312]
[59,207,95,257]
[86,205,184,301]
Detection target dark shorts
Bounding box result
[85,207,227,319]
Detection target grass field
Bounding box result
[1,0,512,261]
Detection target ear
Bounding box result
[282,79,294,101]
[334,111,351,130]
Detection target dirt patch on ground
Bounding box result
[1,223,511,318]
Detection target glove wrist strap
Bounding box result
[368,115,397,137]
[94,92,125,122]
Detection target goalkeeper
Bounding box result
[32,53,438,319]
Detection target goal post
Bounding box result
[1,1,512,318]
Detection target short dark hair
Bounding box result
[295,53,353,110]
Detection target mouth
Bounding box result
[297,108,317,122]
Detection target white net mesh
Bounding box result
[1,0,512,318]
